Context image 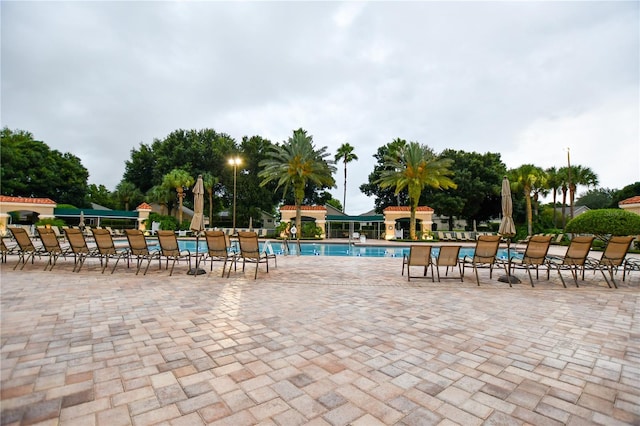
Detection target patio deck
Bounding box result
[1,251,639,425]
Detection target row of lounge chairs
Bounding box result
[402,235,638,288]
[435,231,498,242]
[1,227,275,279]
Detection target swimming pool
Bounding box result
[170,240,519,259]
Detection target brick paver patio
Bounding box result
[1,249,639,425]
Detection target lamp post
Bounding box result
[228,157,242,234]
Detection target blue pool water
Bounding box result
[167,240,519,259]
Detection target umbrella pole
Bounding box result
[498,238,521,285]
[188,233,206,276]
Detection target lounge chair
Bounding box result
[9,227,44,270]
[124,229,160,275]
[64,228,99,272]
[546,236,594,287]
[36,227,72,271]
[236,231,270,279]
[509,235,553,287]
[1,237,18,264]
[462,235,502,286]
[402,245,434,282]
[585,236,635,288]
[92,228,130,274]
[434,245,462,282]
[157,230,192,276]
[203,230,237,277]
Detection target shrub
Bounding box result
[146,213,178,231]
[565,209,640,241]
[36,217,66,227]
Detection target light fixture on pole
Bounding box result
[228,157,242,234]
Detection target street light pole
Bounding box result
[228,157,242,234]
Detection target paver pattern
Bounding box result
[1,249,639,425]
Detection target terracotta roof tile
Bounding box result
[620,195,640,205]
[136,202,153,210]
[0,195,56,205]
[280,205,327,211]
[383,206,434,212]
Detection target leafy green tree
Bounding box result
[360,139,410,212]
[146,185,172,215]
[610,182,640,208]
[545,166,562,228]
[124,128,238,195]
[87,184,116,209]
[334,143,358,213]
[202,173,219,228]
[162,169,194,224]
[114,181,142,211]
[376,141,456,240]
[565,209,640,242]
[326,197,343,212]
[123,143,157,194]
[509,164,546,236]
[428,150,506,229]
[568,165,598,219]
[576,188,615,209]
[1,127,89,206]
[258,129,336,239]
[235,136,281,227]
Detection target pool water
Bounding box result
[172,240,519,259]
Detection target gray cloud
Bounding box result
[2,1,638,214]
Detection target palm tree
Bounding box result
[334,143,358,213]
[162,169,194,225]
[258,129,336,241]
[568,165,598,219]
[509,164,546,236]
[202,173,219,228]
[115,181,142,211]
[545,167,562,228]
[376,142,456,240]
[146,185,172,215]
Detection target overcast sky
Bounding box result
[2,1,638,214]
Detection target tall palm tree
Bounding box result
[115,181,142,211]
[545,166,562,228]
[202,173,219,228]
[376,142,456,240]
[509,164,546,236]
[146,185,172,215]
[258,129,336,241]
[162,168,194,224]
[334,143,358,213]
[568,165,598,219]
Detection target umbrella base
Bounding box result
[498,275,521,284]
[187,268,206,276]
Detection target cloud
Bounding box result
[1,1,637,215]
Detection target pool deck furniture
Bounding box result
[92,228,130,274]
[36,227,71,271]
[546,235,594,287]
[9,226,44,270]
[63,227,99,273]
[157,230,192,276]
[402,245,434,282]
[125,229,161,275]
[462,235,503,286]
[585,235,636,288]
[508,235,553,287]
[235,231,270,279]
[433,245,463,282]
[203,230,237,277]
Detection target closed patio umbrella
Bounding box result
[79,211,85,228]
[188,175,206,275]
[498,176,520,284]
